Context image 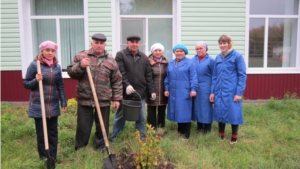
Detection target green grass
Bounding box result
[1,96,300,169]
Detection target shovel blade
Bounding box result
[44,150,55,169]
[103,154,117,169]
[44,156,55,169]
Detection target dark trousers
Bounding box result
[34,117,58,159]
[147,105,166,129]
[75,105,110,150]
[177,122,191,139]
[197,122,212,134]
[218,122,239,135]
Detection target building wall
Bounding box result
[0,0,113,71]
[0,0,21,71]
[1,71,77,102]
[1,1,299,101]
[2,71,300,101]
[244,74,300,99]
[88,0,113,52]
[181,0,246,58]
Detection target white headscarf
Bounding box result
[150,43,164,53]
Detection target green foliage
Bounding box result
[66,98,78,115]
[134,124,164,169]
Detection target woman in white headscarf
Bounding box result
[146,43,168,130]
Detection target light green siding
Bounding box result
[0,0,114,71]
[181,0,246,58]
[1,0,21,71]
[1,0,247,71]
[88,0,113,52]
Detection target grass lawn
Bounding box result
[1,96,300,169]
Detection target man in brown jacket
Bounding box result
[67,33,122,151]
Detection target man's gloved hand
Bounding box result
[126,85,135,95]
[150,93,156,100]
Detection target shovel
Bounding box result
[37,60,56,169]
[86,66,118,169]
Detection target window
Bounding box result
[248,0,300,73]
[19,0,88,78]
[113,0,178,61]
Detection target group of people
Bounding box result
[23,33,246,163]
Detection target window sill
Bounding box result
[246,68,300,74]
[62,72,71,78]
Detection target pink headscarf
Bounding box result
[39,41,58,52]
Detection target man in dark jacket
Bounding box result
[111,34,155,141]
[67,33,122,151]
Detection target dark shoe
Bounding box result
[54,159,61,164]
[201,129,211,135]
[230,137,237,145]
[41,157,60,164]
[41,157,47,162]
[230,140,237,145]
[109,137,115,142]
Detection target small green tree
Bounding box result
[134,124,164,169]
[66,98,77,115]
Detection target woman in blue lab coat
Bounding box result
[192,41,214,134]
[210,35,247,145]
[164,43,198,139]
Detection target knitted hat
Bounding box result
[39,41,58,52]
[172,43,188,55]
[150,43,164,53]
[195,41,208,51]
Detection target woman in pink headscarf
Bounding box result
[23,40,67,162]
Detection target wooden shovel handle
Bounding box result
[37,60,50,150]
[86,66,110,148]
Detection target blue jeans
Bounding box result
[111,99,146,141]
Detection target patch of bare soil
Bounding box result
[116,148,175,169]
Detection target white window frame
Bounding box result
[18,0,89,78]
[120,18,147,51]
[245,0,300,74]
[111,0,181,58]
